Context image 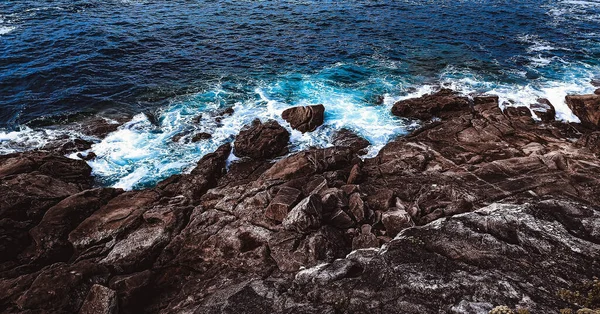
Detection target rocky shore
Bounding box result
[1,89,600,313]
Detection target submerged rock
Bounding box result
[281,104,325,133]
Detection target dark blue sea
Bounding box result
[1,0,599,189]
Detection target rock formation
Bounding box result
[1,89,600,313]
[281,104,325,133]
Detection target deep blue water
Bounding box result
[1,0,599,189]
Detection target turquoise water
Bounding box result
[1,0,599,189]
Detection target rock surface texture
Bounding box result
[1,89,600,313]
[281,104,325,133]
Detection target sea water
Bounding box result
[1,0,599,189]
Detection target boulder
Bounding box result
[261,147,354,181]
[282,195,323,233]
[391,89,469,120]
[381,209,414,237]
[281,104,325,133]
[234,119,290,159]
[332,128,370,154]
[78,284,118,314]
[351,224,379,250]
[265,186,302,222]
[566,94,600,128]
[530,98,556,122]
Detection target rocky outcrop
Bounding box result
[281,104,325,133]
[2,89,600,313]
[233,119,289,159]
[333,128,370,155]
[566,93,600,128]
[530,98,556,122]
[391,88,470,120]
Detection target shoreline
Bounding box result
[1,88,600,313]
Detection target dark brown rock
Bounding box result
[576,131,600,154]
[77,151,97,161]
[261,147,354,181]
[595,88,600,95]
[531,98,556,122]
[333,128,370,154]
[234,119,290,159]
[503,106,532,118]
[265,186,302,222]
[191,132,212,142]
[79,284,118,314]
[348,192,365,223]
[381,209,414,237]
[351,225,379,250]
[566,93,600,128]
[391,88,470,120]
[281,104,325,133]
[282,194,323,233]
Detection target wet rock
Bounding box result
[391,88,470,120]
[333,128,370,154]
[79,116,124,139]
[281,104,325,133]
[566,93,600,128]
[157,143,231,201]
[265,186,302,222]
[191,132,212,142]
[282,194,323,233]
[234,119,290,159]
[79,284,118,314]
[53,138,94,155]
[595,88,600,95]
[530,98,556,122]
[77,151,97,161]
[381,209,414,237]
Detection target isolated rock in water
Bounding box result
[191,132,212,142]
[234,119,290,159]
[282,194,323,233]
[566,93,600,128]
[530,98,556,122]
[333,128,370,154]
[281,104,325,133]
[391,88,469,120]
[78,284,118,314]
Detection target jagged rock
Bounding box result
[0,151,92,187]
[530,98,556,122]
[329,209,354,229]
[15,261,109,313]
[576,131,600,154]
[108,270,151,312]
[391,88,470,120]
[78,116,124,139]
[265,186,302,222]
[79,284,118,314]
[595,88,600,95]
[348,192,365,223]
[157,143,231,201]
[261,147,354,181]
[381,208,414,237]
[503,106,531,118]
[269,226,348,272]
[281,104,325,133]
[51,138,94,155]
[566,93,600,128]
[24,188,122,264]
[333,128,370,154]
[282,195,323,233]
[351,225,379,250]
[366,189,394,211]
[234,119,290,159]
